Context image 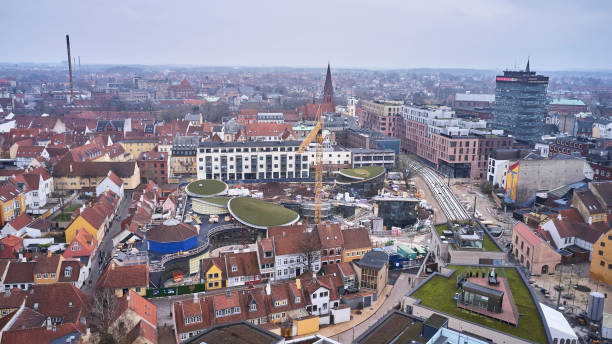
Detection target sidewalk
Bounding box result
[318,285,394,338]
[317,285,393,338]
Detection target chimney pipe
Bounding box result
[65,35,74,103]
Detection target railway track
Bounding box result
[407,160,470,221]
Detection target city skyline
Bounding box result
[3,0,612,71]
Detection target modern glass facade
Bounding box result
[492,64,549,142]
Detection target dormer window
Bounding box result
[295,297,300,304]
[250,303,257,311]
[65,266,72,277]
[231,265,238,272]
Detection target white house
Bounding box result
[12,168,53,212]
[306,282,331,317]
[96,170,124,199]
[223,251,261,288]
[541,211,604,259]
[1,214,40,239]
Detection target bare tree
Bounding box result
[90,287,130,344]
[296,229,321,275]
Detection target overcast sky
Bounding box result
[3,0,611,71]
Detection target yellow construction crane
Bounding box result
[297,106,324,224]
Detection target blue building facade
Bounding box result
[148,236,198,254]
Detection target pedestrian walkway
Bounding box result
[319,273,411,343]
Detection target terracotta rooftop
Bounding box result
[342,227,372,250]
[97,262,149,289]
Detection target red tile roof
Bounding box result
[245,123,293,138]
[25,284,90,321]
[4,261,35,284]
[316,223,344,249]
[97,262,149,289]
[32,253,62,274]
[0,180,23,202]
[268,224,320,256]
[223,251,259,279]
[341,227,372,250]
[117,290,157,328]
[63,229,97,259]
[515,221,544,247]
[15,145,44,158]
[0,288,27,309]
[7,213,32,231]
[57,260,83,283]
[2,323,82,344]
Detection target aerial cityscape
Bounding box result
[0,1,611,344]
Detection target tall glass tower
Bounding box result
[492,60,549,142]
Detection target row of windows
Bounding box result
[200,146,300,153]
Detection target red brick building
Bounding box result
[137,150,169,185]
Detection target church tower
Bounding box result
[323,63,334,107]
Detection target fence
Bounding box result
[146,283,206,298]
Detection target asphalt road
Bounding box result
[331,272,412,343]
[81,190,133,294]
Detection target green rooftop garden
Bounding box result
[196,196,231,207]
[411,265,547,344]
[339,165,385,180]
[186,179,228,196]
[228,197,299,228]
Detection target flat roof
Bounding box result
[354,310,428,344]
[185,321,284,344]
[410,265,548,343]
[199,140,302,148]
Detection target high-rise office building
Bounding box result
[492,60,549,142]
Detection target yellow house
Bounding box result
[52,154,140,191]
[97,262,149,298]
[65,207,108,243]
[33,253,63,285]
[0,181,27,226]
[341,227,373,262]
[590,229,612,285]
[294,315,319,336]
[201,257,225,291]
[572,189,607,223]
[119,139,159,159]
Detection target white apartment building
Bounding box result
[349,148,395,168]
[257,113,284,123]
[275,252,320,280]
[197,141,310,182]
[487,158,509,189]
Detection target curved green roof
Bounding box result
[228,197,299,229]
[339,165,385,181]
[186,179,228,197]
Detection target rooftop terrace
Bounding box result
[410,265,547,343]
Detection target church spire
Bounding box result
[323,63,334,107]
[525,58,530,73]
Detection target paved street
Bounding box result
[325,273,412,343]
[81,190,133,294]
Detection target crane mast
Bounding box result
[297,106,324,224]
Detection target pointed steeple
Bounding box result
[323,63,334,107]
[525,58,530,73]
